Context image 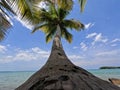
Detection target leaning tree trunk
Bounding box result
[16,36,120,90]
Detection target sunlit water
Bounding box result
[0,69,120,90]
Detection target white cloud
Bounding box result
[86,33,120,48]
[86,33,97,38]
[85,22,95,29]
[14,52,36,61]
[0,46,86,64]
[80,42,88,51]
[86,33,108,45]
[0,44,120,69]
[32,47,41,53]
[0,47,50,63]
[32,47,49,55]
[70,49,120,69]
[72,57,120,69]
[109,38,120,47]
[111,38,120,43]
[73,46,79,49]
[69,55,84,60]
[94,33,107,42]
[96,50,119,56]
[92,33,108,45]
[0,45,7,53]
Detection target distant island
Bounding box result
[100,66,120,69]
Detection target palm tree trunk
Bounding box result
[16,26,120,90]
[53,25,62,48]
[44,25,74,67]
[16,34,120,90]
[44,36,74,67]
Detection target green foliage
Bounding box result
[0,0,87,42]
[100,66,120,69]
[32,3,84,43]
[78,0,87,12]
[12,0,44,25]
[0,0,15,41]
[57,0,73,11]
[63,20,84,30]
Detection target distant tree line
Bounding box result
[100,66,120,69]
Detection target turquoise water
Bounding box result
[0,69,120,90]
[0,71,34,90]
[89,69,120,80]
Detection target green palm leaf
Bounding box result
[63,19,84,30]
[32,4,85,43]
[12,0,43,25]
[61,27,73,43]
[12,0,85,43]
[46,26,57,43]
[0,0,15,41]
[57,0,73,11]
[78,0,87,12]
[0,14,11,41]
[32,23,55,34]
[58,8,69,20]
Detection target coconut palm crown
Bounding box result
[12,0,85,43]
[32,4,84,43]
[0,0,86,42]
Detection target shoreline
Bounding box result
[0,69,120,89]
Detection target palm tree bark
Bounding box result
[44,35,74,67]
[16,37,120,90]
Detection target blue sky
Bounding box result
[0,0,120,71]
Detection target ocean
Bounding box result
[0,69,120,90]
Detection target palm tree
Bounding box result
[32,5,84,43]
[0,0,15,41]
[11,0,85,46]
[0,0,86,41]
[15,1,120,90]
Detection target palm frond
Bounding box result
[32,22,57,43]
[32,23,52,34]
[45,26,57,43]
[57,0,73,11]
[0,0,15,14]
[30,6,56,25]
[61,26,72,43]
[46,33,53,43]
[0,13,11,41]
[58,8,69,20]
[12,0,43,25]
[0,0,15,41]
[78,0,87,12]
[63,19,84,30]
